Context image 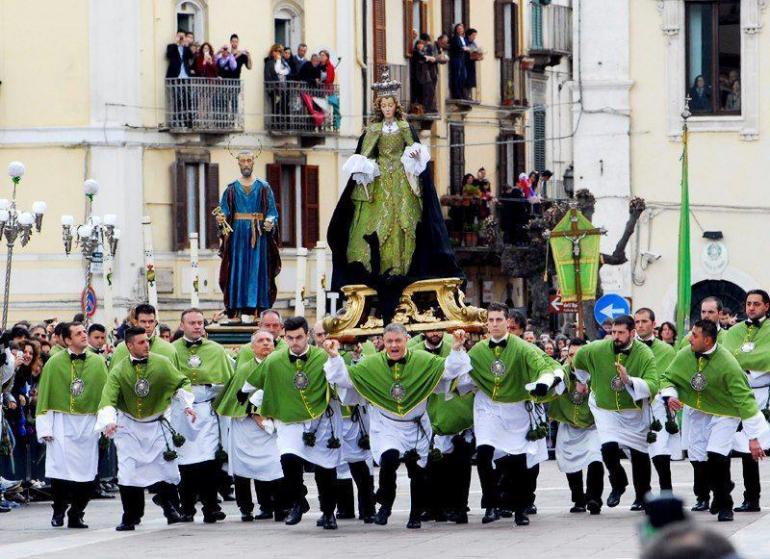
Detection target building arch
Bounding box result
[273,0,305,50]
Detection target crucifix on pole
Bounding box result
[544,202,606,338]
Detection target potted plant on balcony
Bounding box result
[464,222,480,248]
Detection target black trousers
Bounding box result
[707,451,734,512]
[377,449,427,518]
[234,476,285,514]
[525,463,540,507]
[738,452,761,504]
[566,461,605,506]
[178,459,221,516]
[118,485,145,526]
[280,453,337,515]
[347,461,376,518]
[50,479,93,519]
[496,453,529,513]
[426,435,473,513]
[652,454,673,491]
[601,443,651,501]
[476,444,499,509]
[692,460,710,502]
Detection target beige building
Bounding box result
[0,0,574,327]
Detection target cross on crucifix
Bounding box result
[546,203,606,338]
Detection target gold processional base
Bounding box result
[323,277,487,341]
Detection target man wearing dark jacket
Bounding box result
[166,31,193,127]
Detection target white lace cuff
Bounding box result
[400,143,430,176]
[95,406,117,434]
[249,389,264,408]
[343,154,380,186]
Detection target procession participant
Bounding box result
[96,327,196,531]
[723,289,770,513]
[217,329,285,521]
[244,316,341,530]
[677,297,728,349]
[573,314,658,511]
[49,322,68,356]
[416,330,474,524]
[171,308,233,523]
[110,304,179,370]
[548,338,604,514]
[661,319,768,522]
[634,308,678,503]
[323,324,467,529]
[444,303,562,527]
[235,309,286,370]
[313,322,376,524]
[36,322,108,529]
[86,323,108,358]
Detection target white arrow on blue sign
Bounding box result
[593,293,631,324]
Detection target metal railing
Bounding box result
[501,58,527,107]
[530,3,572,56]
[264,80,340,135]
[164,78,244,133]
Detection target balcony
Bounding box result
[264,81,340,137]
[529,3,572,68]
[163,78,244,134]
[500,58,528,109]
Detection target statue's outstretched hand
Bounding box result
[263,219,274,232]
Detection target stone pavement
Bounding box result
[1,459,769,559]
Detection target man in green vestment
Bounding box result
[96,327,196,531]
[244,316,341,530]
[171,308,233,523]
[86,323,108,359]
[110,304,179,371]
[36,322,108,529]
[573,314,658,512]
[723,289,770,513]
[677,297,729,350]
[323,324,466,529]
[235,308,286,370]
[661,319,768,522]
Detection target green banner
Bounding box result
[549,209,601,302]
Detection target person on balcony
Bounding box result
[464,28,481,100]
[298,53,322,87]
[449,23,470,100]
[194,43,218,78]
[165,31,193,128]
[217,34,251,125]
[293,43,309,75]
[318,50,336,92]
[193,43,219,127]
[424,33,448,113]
[410,39,436,115]
[264,44,291,130]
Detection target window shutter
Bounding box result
[462,0,470,27]
[512,2,519,58]
[204,163,220,250]
[373,0,387,67]
[449,124,465,194]
[513,134,526,179]
[496,135,507,194]
[172,161,188,251]
[266,163,282,219]
[420,1,428,34]
[533,108,546,171]
[301,165,320,249]
[404,0,415,57]
[494,1,505,58]
[441,0,452,35]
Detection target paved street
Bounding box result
[1,459,770,559]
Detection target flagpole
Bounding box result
[675,97,692,336]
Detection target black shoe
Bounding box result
[67,516,88,529]
[179,514,194,523]
[92,489,115,500]
[362,514,375,524]
[323,514,338,530]
[374,507,391,525]
[285,504,304,525]
[241,512,254,522]
[691,500,710,512]
[718,509,734,522]
[434,510,448,522]
[420,511,433,521]
[165,509,183,525]
[212,510,226,521]
[51,512,65,527]
[525,504,537,515]
[203,515,218,524]
[316,515,325,527]
[255,510,273,520]
[499,508,513,518]
[336,511,355,520]
[482,507,500,524]
[406,516,422,529]
[607,488,625,508]
[115,523,135,531]
[514,511,530,526]
[734,501,760,512]
[450,511,468,524]
[570,505,587,513]
[586,500,602,515]
[274,510,287,522]
[629,501,645,512]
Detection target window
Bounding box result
[404,0,429,57]
[685,0,740,115]
[533,107,546,171]
[176,1,205,41]
[266,163,320,249]
[497,134,525,194]
[273,4,303,49]
[374,0,387,67]
[442,0,470,35]
[172,154,219,251]
[449,123,465,194]
[495,1,520,104]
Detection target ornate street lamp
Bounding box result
[1,162,46,328]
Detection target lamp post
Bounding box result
[1,162,46,329]
[61,180,121,323]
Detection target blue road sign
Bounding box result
[593,293,630,324]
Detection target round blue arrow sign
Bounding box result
[593,293,630,325]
